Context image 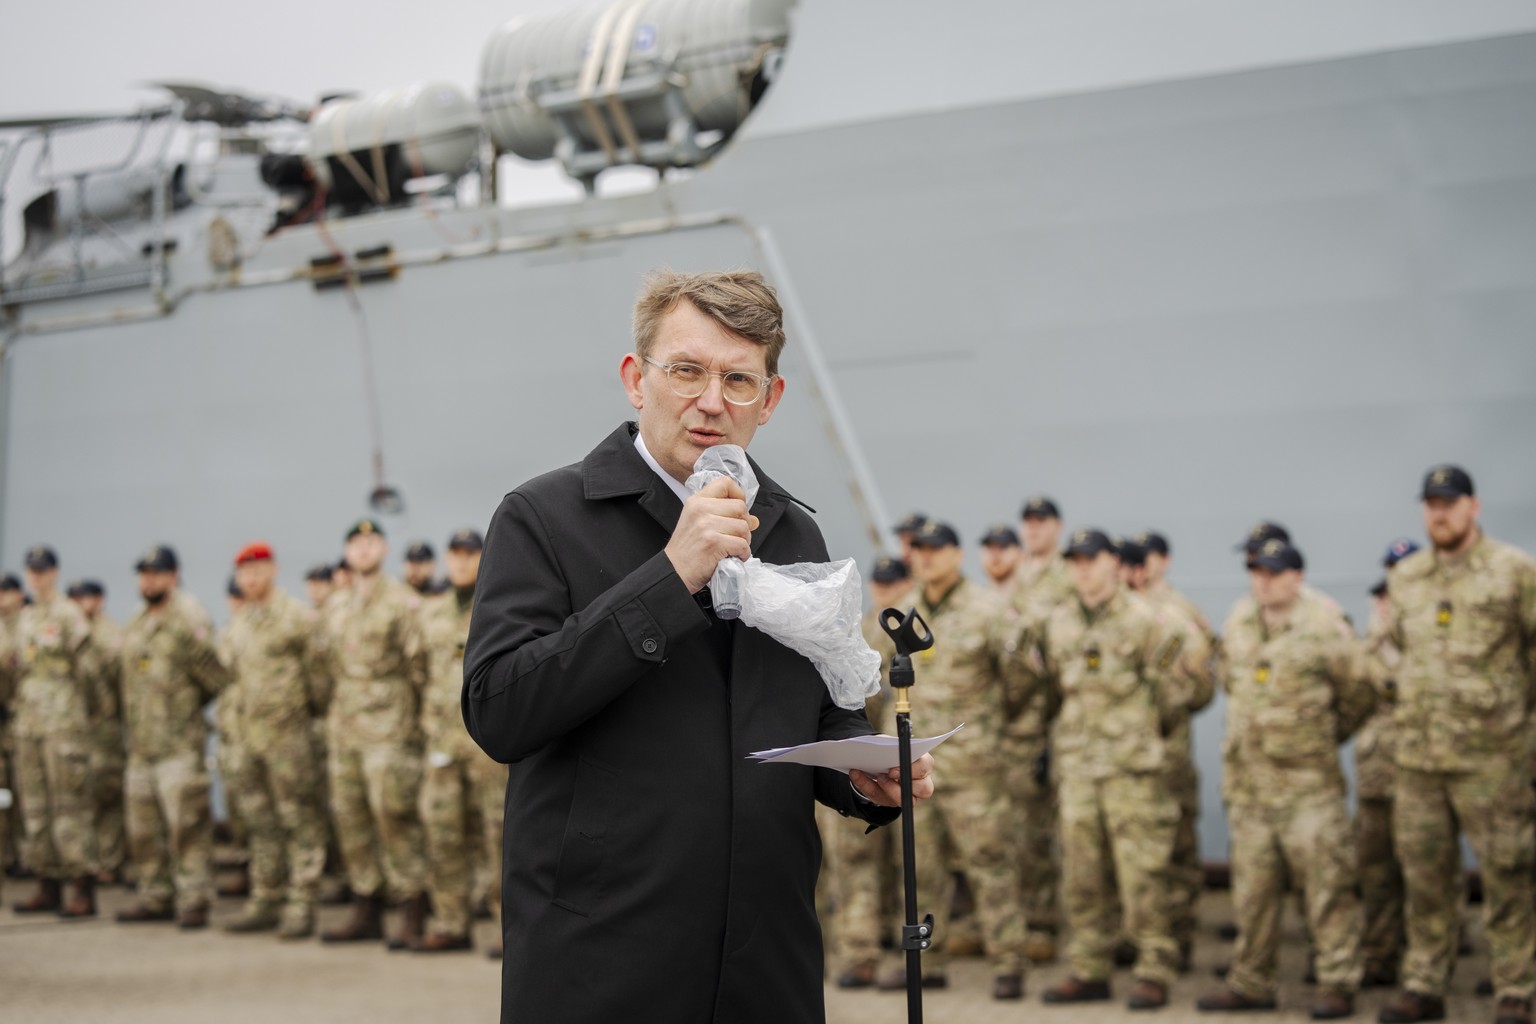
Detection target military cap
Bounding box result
[334,557,350,573]
[892,512,928,536]
[226,575,244,599]
[1237,520,1290,554]
[1369,578,1388,598]
[346,518,385,540]
[1383,537,1420,568]
[234,541,274,566]
[66,578,105,599]
[1117,536,1148,567]
[870,555,910,584]
[304,564,334,583]
[135,545,179,573]
[1064,528,1115,559]
[909,518,960,549]
[1421,464,1474,500]
[1250,538,1304,573]
[24,545,58,571]
[1,573,23,591]
[979,523,1020,547]
[404,539,435,562]
[447,528,484,552]
[1135,530,1170,556]
[1020,495,1061,521]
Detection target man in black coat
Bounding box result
[463,270,933,1023]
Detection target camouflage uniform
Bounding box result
[1028,586,1209,987]
[1218,595,1374,999]
[1139,585,1215,960]
[0,610,22,883]
[1380,534,1536,1003]
[84,614,128,878]
[1357,602,1404,979]
[324,575,429,903]
[1002,552,1074,946]
[120,591,230,914]
[418,588,506,940]
[12,594,102,882]
[902,576,1029,977]
[221,589,331,932]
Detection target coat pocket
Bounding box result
[1255,705,1334,763]
[553,756,619,917]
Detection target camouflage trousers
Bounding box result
[419,749,506,937]
[228,731,327,924]
[93,745,127,876]
[125,750,214,913]
[1059,771,1179,986]
[1356,797,1404,975]
[1226,793,1363,997]
[217,740,248,852]
[1396,765,1536,1001]
[328,738,427,902]
[1004,738,1060,939]
[14,733,97,879]
[1168,754,1203,950]
[816,801,893,971]
[909,778,1027,974]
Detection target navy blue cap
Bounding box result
[1421,464,1474,500]
[893,512,929,536]
[304,564,334,583]
[1020,496,1061,520]
[226,575,243,599]
[1135,531,1169,556]
[0,573,22,592]
[134,545,179,573]
[1117,537,1148,567]
[1383,537,1420,568]
[447,528,484,552]
[1370,578,1388,597]
[346,518,385,541]
[979,523,1020,547]
[404,540,435,562]
[1064,528,1116,558]
[24,546,58,571]
[1238,521,1290,555]
[66,578,105,599]
[909,518,961,548]
[1251,538,1304,573]
[870,555,910,584]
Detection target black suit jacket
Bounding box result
[463,422,896,1024]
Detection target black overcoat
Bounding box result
[463,422,896,1024]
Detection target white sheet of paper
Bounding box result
[748,724,964,775]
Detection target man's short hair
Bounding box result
[632,269,787,376]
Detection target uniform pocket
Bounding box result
[553,756,619,917]
[1255,706,1333,763]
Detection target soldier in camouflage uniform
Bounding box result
[319,518,431,950]
[1196,539,1374,1019]
[875,519,1030,1000]
[413,529,505,953]
[10,547,106,918]
[116,545,231,928]
[1031,528,1210,1011]
[1356,539,1419,989]
[68,579,128,886]
[979,523,1023,590]
[215,575,252,899]
[1375,466,1536,1024]
[821,554,907,988]
[1122,533,1214,971]
[219,543,332,939]
[1005,495,1074,964]
[0,573,24,891]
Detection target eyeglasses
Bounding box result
[643,357,774,406]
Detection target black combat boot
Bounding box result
[386,893,428,951]
[320,891,385,943]
[57,875,97,918]
[12,878,62,914]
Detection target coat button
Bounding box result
[642,638,658,654]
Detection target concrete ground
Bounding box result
[0,878,1501,1024]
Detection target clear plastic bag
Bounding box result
[686,447,881,710]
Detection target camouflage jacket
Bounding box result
[324,574,427,745]
[1147,583,1214,643]
[999,553,1076,748]
[1219,596,1375,806]
[1355,603,1400,800]
[421,589,478,761]
[85,614,126,759]
[221,589,329,753]
[120,591,231,761]
[12,593,106,740]
[1029,586,1209,780]
[0,610,21,722]
[858,605,898,734]
[1381,533,1536,773]
[906,576,1020,781]
[1136,586,1217,761]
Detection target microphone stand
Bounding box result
[880,606,935,1024]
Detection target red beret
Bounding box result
[235,542,274,566]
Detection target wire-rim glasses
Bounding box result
[643,356,774,406]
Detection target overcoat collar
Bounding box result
[582,422,807,546]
